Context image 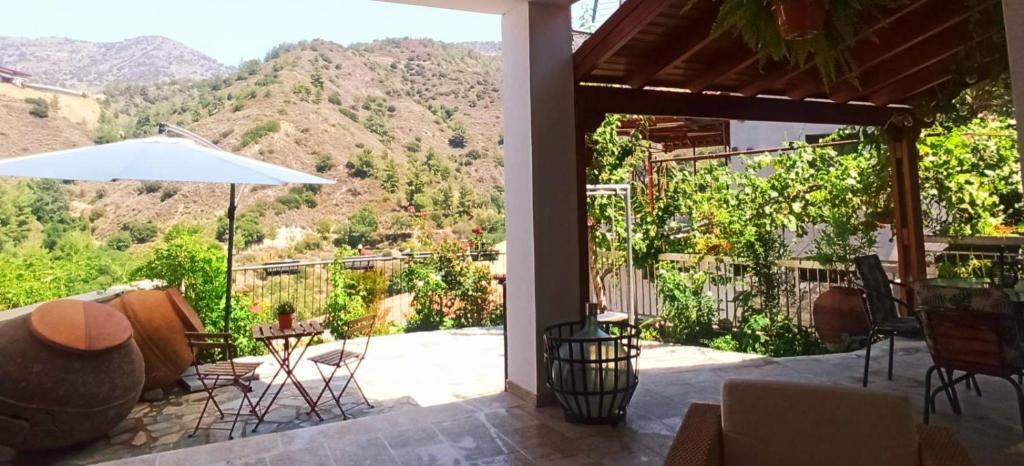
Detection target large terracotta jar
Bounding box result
[108,290,195,390]
[0,300,144,451]
[812,286,871,351]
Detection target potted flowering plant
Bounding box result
[274,301,296,330]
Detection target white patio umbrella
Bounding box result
[0,123,334,331]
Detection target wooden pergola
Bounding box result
[617,116,729,153]
[572,0,1010,301]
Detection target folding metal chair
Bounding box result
[310,314,377,419]
[185,332,263,439]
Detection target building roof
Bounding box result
[0,66,31,78]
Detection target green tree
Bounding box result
[0,183,34,250]
[338,207,379,248]
[345,149,377,178]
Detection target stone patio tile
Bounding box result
[151,433,281,466]
[494,422,583,462]
[263,443,333,466]
[324,434,400,466]
[434,415,511,461]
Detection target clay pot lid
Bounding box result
[29,300,133,352]
[166,288,205,332]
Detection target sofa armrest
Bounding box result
[665,403,723,466]
[918,425,974,466]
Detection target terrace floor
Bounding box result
[14,329,1024,466]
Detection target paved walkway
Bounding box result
[14,329,1024,465]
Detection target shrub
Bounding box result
[447,125,467,149]
[136,181,163,194]
[274,186,317,210]
[159,185,180,202]
[345,149,377,178]
[239,120,281,148]
[315,152,335,173]
[25,97,49,118]
[643,263,718,345]
[327,92,343,106]
[324,247,386,338]
[216,211,266,248]
[403,141,421,153]
[134,229,265,356]
[120,221,158,244]
[106,232,133,251]
[339,108,359,122]
[398,242,498,332]
[363,114,393,144]
[336,207,379,248]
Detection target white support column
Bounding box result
[502,1,582,404]
[1004,0,1024,185]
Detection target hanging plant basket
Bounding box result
[772,0,827,40]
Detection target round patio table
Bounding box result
[913,277,1024,312]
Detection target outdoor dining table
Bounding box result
[913,277,1024,314]
[250,320,325,431]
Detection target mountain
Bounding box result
[0,37,505,263]
[0,36,231,91]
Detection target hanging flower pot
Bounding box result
[772,0,827,40]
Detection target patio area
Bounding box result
[13,328,1021,466]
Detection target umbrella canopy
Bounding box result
[0,134,334,333]
[0,136,333,186]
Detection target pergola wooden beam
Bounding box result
[787,0,994,101]
[830,29,994,103]
[887,125,927,303]
[738,0,935,97]
[623,2,718,89]
[869,57,959,106]
[575,85,898,126]
[573,0,673,78]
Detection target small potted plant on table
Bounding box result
[275,301,296,330]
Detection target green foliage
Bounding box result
[216,211,266,248]
[327,92,343,106]
[363,113,393,144]
[120,221,158,244]
[0,182,34,250]
[106,232,133,251]
[712,0,901,84]
[28,179,72,226]
[239,120,281,148]
[25,97,49,118]
[323,247,386,338]
[159,185,180,202]
[644,262,718,345]
[136,181,163,195]
[336,207,380,248]
[0,235,134,310]
[314,152,335,173]
[346,148,377,178]
[398,242,498,332]
[339,107,359,122]
[918,117,1021,237]
[403,141,421,153]
[447,123,468,149]
[274,301,296,315]
[274,186,318,210]
[379,159,400,194]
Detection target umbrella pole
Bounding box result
[224,183,237,333]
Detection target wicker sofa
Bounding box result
[665,379,973,466]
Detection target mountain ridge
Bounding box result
[0,35,232,91]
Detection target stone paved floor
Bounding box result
[12,329,1024,465]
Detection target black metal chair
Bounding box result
[185,332,262,439]
[309,313,377,419]
[854,254,922,387]
[919,306,1024,433]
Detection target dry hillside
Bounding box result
[0,38,505,261]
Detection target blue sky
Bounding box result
[2,0,505,65]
